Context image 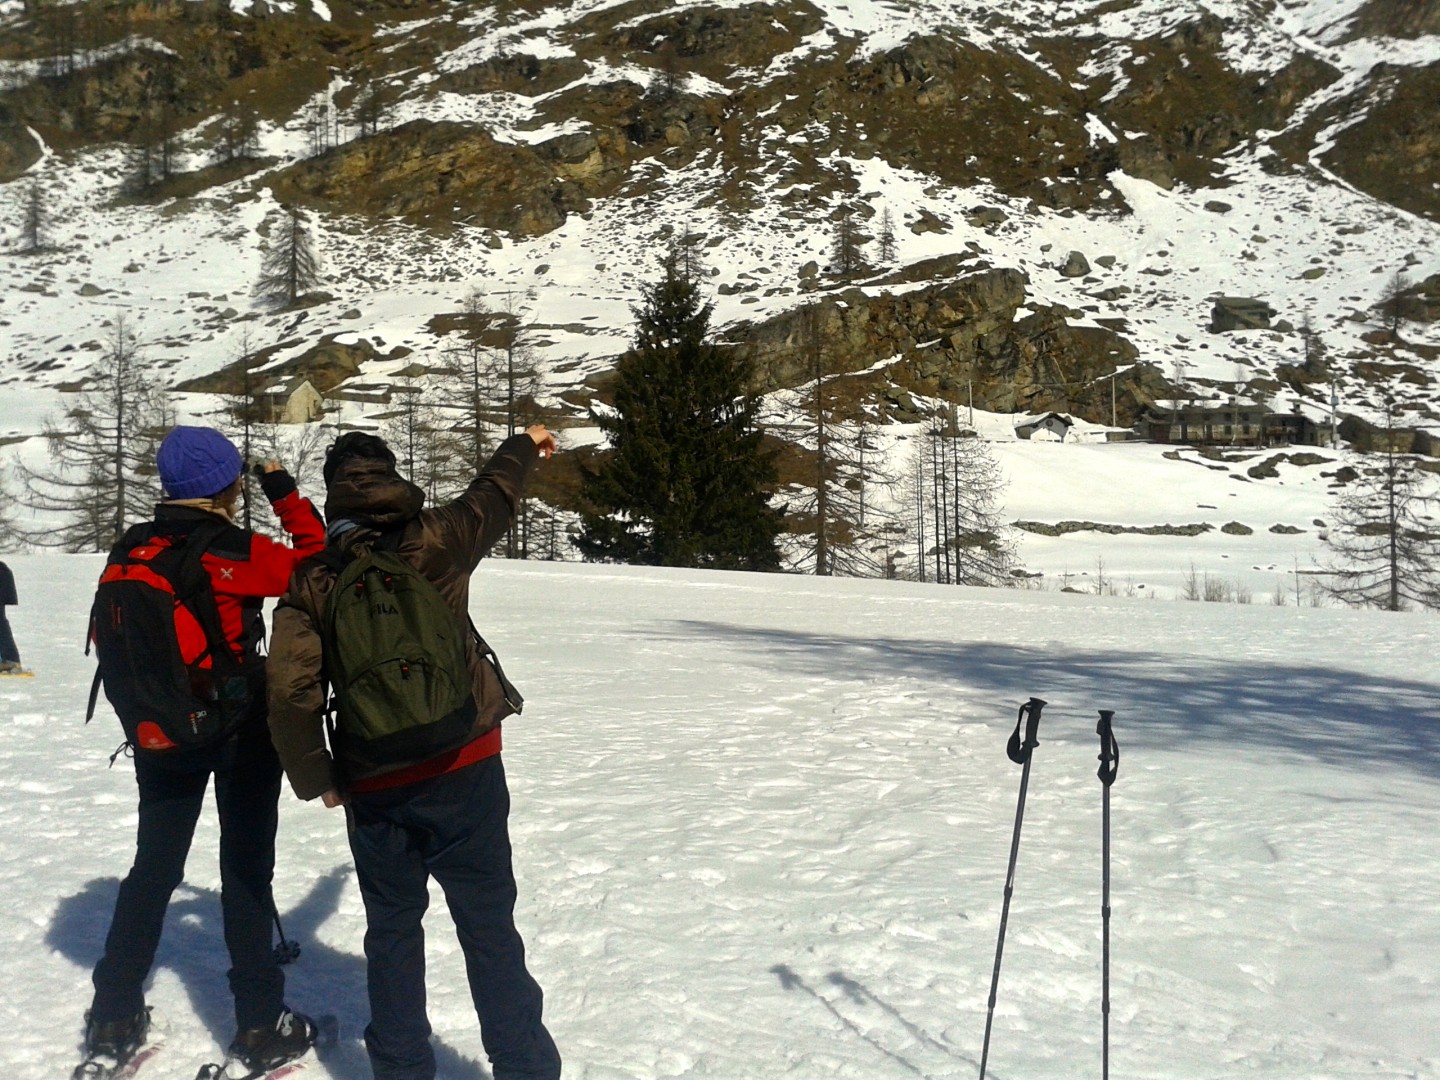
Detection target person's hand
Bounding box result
[252,458,284,475]
[526,425,558,459]
[320,789,347,809]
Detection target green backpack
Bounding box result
[322,541,478,774]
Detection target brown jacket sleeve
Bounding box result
[422,433,540,572]
[267,572,337,800]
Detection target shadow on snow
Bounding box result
[771,964,978,1078]
[660,620,1440,779]
[47,868,493,1080]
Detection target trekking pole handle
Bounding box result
[1006,696,1047,764]
[1097,709,1119,786]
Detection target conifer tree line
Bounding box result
[1,248,1431,607]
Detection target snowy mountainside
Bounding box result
[0,0,1437,583]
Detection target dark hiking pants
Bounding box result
[0,607,18,664]
[347,754,561,1080]
[90,733,285,1033]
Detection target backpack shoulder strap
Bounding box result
[128,516,237,664]
[313,547,353,577]
[467,615,525,715]
[375,527,404,551]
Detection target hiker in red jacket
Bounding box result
[77,426,327,1080]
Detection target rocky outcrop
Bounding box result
[175,335,383,396]
[835,36,1107,211]
[1350,0,1440,38]
[730,268,1154,425]
[1088,13,1336,187]
[434,54,588,97]
[1413,274,1440,324]
[0,8,333,150]
[1317,61,1440,222]
[574,0,824,80]
[1100,14,1340,188]
[269,120,627,234]
[1210,297,1277,332]
[0,107,40,181]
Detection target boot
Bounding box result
[74,1007,150,1078]
[229,1008,317,1073]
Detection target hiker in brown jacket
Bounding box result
[267,426,561,1080]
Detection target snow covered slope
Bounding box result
[0,0,1436,586]
[1,553,1436,1078]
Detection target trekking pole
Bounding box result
[1096,710,1120,1080]
[272,902,301,965]
[978,696,1046,1080]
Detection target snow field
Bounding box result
[0,555,1436,1079]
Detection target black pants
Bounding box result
[348,755,561,1080]
[0,606,18,664]
[90,734,285,1032]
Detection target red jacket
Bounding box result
[192,488,327,660]
[152,474,325,682]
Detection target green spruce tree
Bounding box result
[578,251,781,571]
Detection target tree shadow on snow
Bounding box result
[48,869,493,1080]
[659,620,1440,779]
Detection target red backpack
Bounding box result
[86,519,248,758]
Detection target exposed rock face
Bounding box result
[0,107,39,180]
[0,9,333,158]
[731,268,1154,424]
[1350,0,1440,37]
[583,0,824,77]
[1317,62,1440,222]
[269,120,628,233]
[1413,274,1440,324]
[834,36,1109,211]
[1098,15,1339,188]
[433,54,588,97]
[175,335,381,396]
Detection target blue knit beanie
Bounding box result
[156,426,244,500]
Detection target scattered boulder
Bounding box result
[1061,251,1091,277]
[1209,296,1277,332]
[909,208,950,235]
